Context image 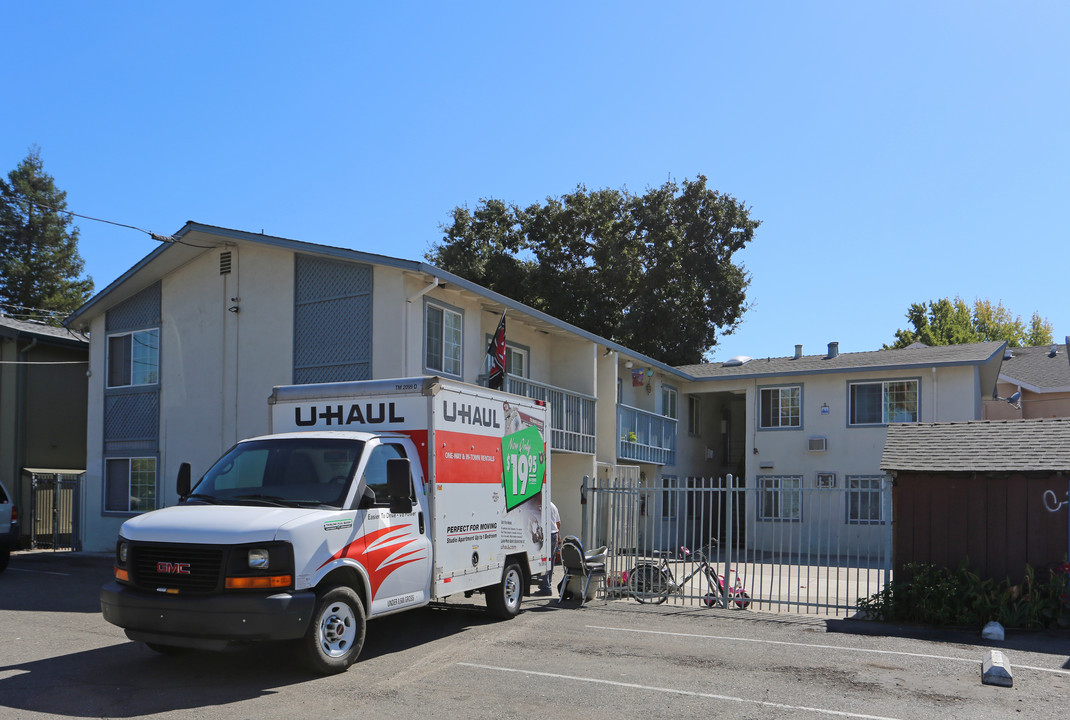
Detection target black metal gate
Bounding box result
[29,471,81,551]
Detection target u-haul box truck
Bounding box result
[100,377,551,674]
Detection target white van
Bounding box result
[101,377,552,673]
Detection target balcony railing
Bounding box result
[617,404,677,465]
[506,377,597,455]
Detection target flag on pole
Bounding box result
[486,311,506,390]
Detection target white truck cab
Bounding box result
[101,377,551,674]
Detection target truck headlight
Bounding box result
[248,548,270,570]
[118,541,129,565]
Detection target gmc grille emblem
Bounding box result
[157,562,191,575]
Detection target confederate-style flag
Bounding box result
[486,311,506,390]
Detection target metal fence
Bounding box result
[29,472,81,551]
[582,471,893,616]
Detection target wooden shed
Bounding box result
[881,418,1070,584]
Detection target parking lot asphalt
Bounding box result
[2,551,1069,719]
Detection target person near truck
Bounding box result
[535,501,561,595]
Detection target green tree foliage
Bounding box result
[887,296,1053,349]
[0,147,94,324]
[427,176,760,365]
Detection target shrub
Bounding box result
[857,558,1070,629]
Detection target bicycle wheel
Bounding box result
[628,563,670,604]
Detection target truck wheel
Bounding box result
[301,586,366,675]
[0,548,8,574]
[486,562,523,619]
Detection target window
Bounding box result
[661,476,677,518]
[193,438,362,508]
[759,385,801,429]
[688,396,700,435]
[362,443,411,506]
[425,302,462,377]
[105,457,156,513]
[505,345,527,378]
[847,476,885,524]
[757,475,802,521]
[662,385,678,419]
[107,329,159,387]
[849,380,918,425]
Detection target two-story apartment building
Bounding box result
[65,223,1005,554]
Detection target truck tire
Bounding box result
[301,585,366,675]
[486,562,523,619]
[0,548,8,574]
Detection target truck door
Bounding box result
[357,441,432,614]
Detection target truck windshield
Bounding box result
[190,438,365,509]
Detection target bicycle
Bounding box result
[626,544,750,608]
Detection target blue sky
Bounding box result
[3,2,1067,362]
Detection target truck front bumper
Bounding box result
[101,580,316,649]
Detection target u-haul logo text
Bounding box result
[294,402,405,427]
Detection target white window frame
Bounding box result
[505,343,528,378]
[105,457,157,514]
[846,475,885,524]
[424,300,463,378]
[662,385,678,420]
[106,328,160,388]
[757,475,802,521]
[849,379,919,426]
[759,384,801,429]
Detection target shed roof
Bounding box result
[881,417,1070,473]
[0,315,88,346]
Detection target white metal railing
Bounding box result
[506,376,597,455]
[617,404,677,465]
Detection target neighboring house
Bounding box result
[881,418,1070,583]
[984,343,1070,420]
[0,315,89,546]
[672,341,1005,554]
[64,222,1007,555]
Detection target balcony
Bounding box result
[617,404,677,465]
[506,377,597,455]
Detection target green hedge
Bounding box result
[857,559,1070,629]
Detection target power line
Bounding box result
[0,188,217,249]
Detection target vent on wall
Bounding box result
[808,437,828,452]
[220,251,232,275]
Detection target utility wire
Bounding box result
[0,188,217,249]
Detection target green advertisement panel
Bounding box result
[501,425,546,511]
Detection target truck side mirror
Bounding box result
[386,458,413,514]
[177,462,192,500]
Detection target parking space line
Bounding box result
[586,624,1070,677]
[458,662,905,720]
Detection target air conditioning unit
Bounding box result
[808,437,828,452]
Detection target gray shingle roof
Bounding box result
[0,315,88,344]
[679,341,1006,380]
[998,345,1070,392]
[881,418,1070,473]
